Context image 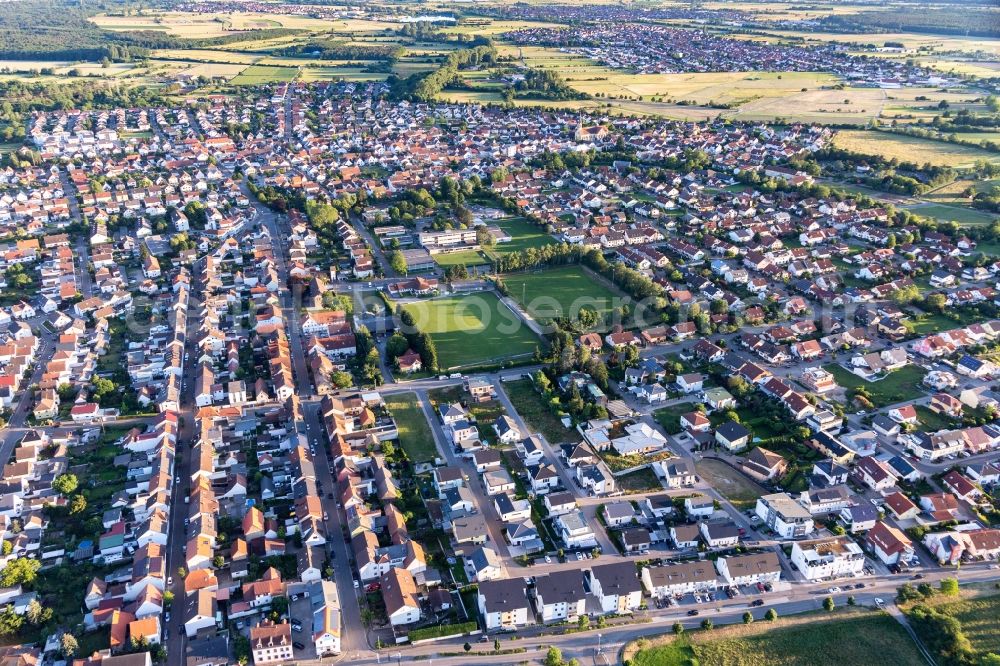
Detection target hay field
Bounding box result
[833,130,1000,168]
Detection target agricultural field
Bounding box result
[402,292,539,369]
[903,202,996,226]
[91,11,339,36]
[296,66,386,82]
[832,130,1000,168]
[384,393,438,463]
[749,29,1000,57]
[229,64,297,85]
[628,609,926,666]
[503,265,626,325]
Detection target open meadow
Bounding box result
[628,609,926,666]
[384,393,438,463]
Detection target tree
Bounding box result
[0,542,10,556]
[924,293,947,313]
[494,638,501,652]
[163,590,174,607]
[91,376,117,401]
[212,555,225,569]
[577,615,589,630]
[53,473,78,496]
[60,632,79,657]
[0,556,40,587]
[847,595,856,606]
[939,578,960,596]
[672,622,684,634]
[25,599,43,625]
[386,333,409,359]
[545,647,563,666]
[463,642,472,653]
[70,494,87,514]
[823,596,835,611]
[700,618,714,630]
[0,606,22,636]
[331,371,353,389]
[389,250,407,275]
[765,608,778,621]
[743,612,754,624]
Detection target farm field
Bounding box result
[823,363,927,407]
[503,265,625,325]
[903,202,996,226]
[152,48,260,63]
[570,71,839,106]
[401,292,539,369]
[832,130,1000,168]
[91,11,339,36]
[629,609,925,666]
[384,393,438,463]
[229,64,297,85]
[297,66,386,82]
[744,29,1000,57]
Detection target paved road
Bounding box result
[256,190,369,657]
[294,564,999,666]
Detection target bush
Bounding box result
[407,621,478,642]
[907,605,975,665]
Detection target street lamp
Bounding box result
[597,633,603,654]
[394,652,402,666]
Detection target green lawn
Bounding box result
[503,265,625,325]
[402,292,540,369]
[230,64,297,84]
[909,308,989,335]
[488,216,555,255]
[617,467,663,493]
[432,249,490,267]
[914,404,958,432]
[384,393,439,463]
[503,378,575,444]
[823,363,927,408]
[632,611,925,666]
[653,403,698,435]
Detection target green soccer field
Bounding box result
[402,292,539,368]
[503,265,626,324]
